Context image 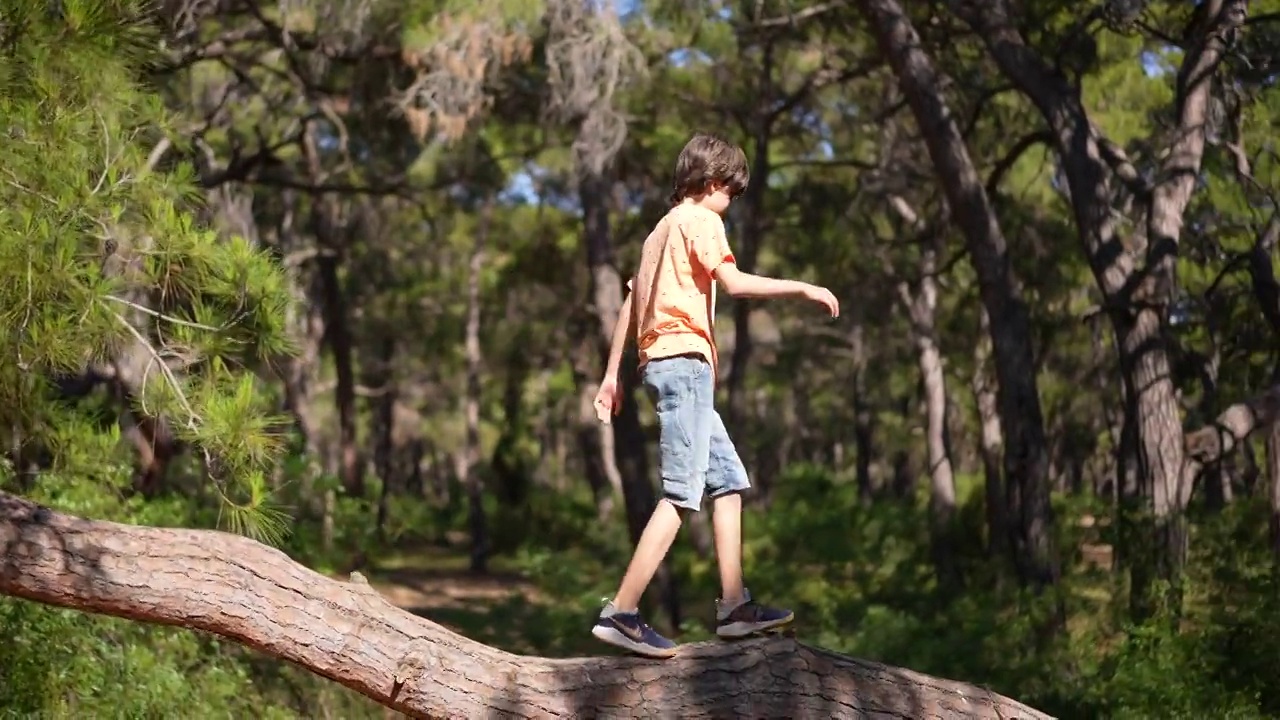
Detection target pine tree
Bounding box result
[0,0,295,540]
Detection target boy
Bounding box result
[590,133,840,658]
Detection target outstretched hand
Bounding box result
[593,376,622,424]
[803,284,840,317]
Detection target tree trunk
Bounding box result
[1120,314,1189,618]
[850,319,877,503]
[954,0,1246,619]
[971,311,1005,560]
[462,202,492,573]
[316,250,362,499]
[900,242,960,590]
[1268,425,1280,564]
[574,342,621,520]
[887,196,959,586]
[303,127,362,499]
[0,491,1052,720]
[1246,218,1280,561]
[370,337,397,541]
[860,0,1058,591]
[275,190,327,504]
[492,313,532,508]
[1196,344,1229,511]
[725,89,771,428]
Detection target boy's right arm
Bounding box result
[685,212,839,317]
[714,262,840,317]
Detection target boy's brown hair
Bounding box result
[669,133,749,206]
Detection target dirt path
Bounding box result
[367,567,544,613]
[343,551,581,656]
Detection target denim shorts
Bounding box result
[641,355,750,511]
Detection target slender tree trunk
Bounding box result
[887,196,960,585]
[574,333,621,519]
[316,250,361,498]
[462,201,493,573]
[908,285,959,586]
[275,192,327,507]
[303,129,362,499]
[850,319,876,503]
[370,336,397,540]
[972,319,1005,560]
[1196,343,1229,511]
[725,85,772,427]
[1246,219,1280,560]
[861,0,1058,593]
[492,308,532,508]
[1268,426,1280,565]
[904,244,960,589]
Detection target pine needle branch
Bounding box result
[106,307,201,429]
[103,295,222,332]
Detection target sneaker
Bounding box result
[591,602,679,658]
[715,588,794,638]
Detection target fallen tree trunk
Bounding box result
[0,492,1048,718]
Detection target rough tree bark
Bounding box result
[952,0,1248,618]
[0,491,1051,719]
[859,0,1059,592]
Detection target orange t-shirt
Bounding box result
[627,203,736,378]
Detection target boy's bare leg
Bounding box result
[705,408,794,639]
[611,499,683,611]
[711,491,746,605]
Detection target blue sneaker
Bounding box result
[715,588,794,638]
[591,602,678,658]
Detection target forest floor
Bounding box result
[349,545,602,657]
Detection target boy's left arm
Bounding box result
[594,283,634,423]
[603,288,634,381]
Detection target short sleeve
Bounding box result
[683,212,736,277]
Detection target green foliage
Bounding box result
[0,0,295,539]
[499,467,1280,720]
[5,0,1280,718]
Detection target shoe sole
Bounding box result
[716,613,795,639]
[591,624,679,659]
